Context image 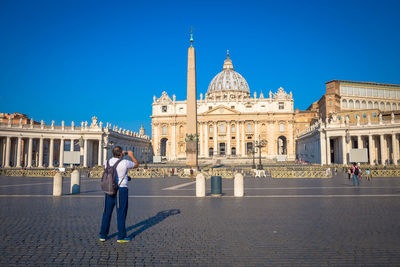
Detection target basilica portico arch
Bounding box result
[160,138,168,157]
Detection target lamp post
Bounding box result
[255,136,266,170]
[102,140,114,164]
[251,148,256,169]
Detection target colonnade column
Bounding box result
[357,136,363,148]
[368,135,374,165]
[227,122,231,156]
[380,135,386,165]
[70,139,75,151]
[83,139,88,167]
[320,132,326,165]
[326,135,331,165]
[16,137,22,167]
[27,138,32,168]
[5,137,11,167]
[97,139,103,166]
[392,134,398,165]
[49,138,54,168]
[341,135,347,165]
[59,139,64,168]
[38,138,44,168]
[199,122,203,157]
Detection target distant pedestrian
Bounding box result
[190,168,194,181]
[347,168,352,180]
[326,167,331,176]
[99,146,138,243]
[334,167,338,175]
[365,168,371,181]
[352,162,361,186]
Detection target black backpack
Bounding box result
[101,158,123,196]
[354,167,359,175]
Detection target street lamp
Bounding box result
[251,148,256,169]
[254,136,266,170]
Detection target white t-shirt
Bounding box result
[106,157,135,188]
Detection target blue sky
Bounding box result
[1,0,399,134]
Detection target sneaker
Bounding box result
[117,237,131,243]
[99,238,106,242]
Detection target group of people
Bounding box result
[347,163,371,186]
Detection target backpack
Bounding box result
[354,167,359,175]
[101,158,123,196]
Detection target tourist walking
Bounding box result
[347,167,352,180]
[352,162,361,186]
[99,146,138,243]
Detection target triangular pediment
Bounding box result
[202,105,240,115]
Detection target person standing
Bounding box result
[352,162,361,186]
[99,146,138,243]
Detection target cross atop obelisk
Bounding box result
[186,28,198,167]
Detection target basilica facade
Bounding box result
[151,53,303,163]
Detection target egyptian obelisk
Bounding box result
[186,29,198,167]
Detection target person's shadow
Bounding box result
[108,209,181,239]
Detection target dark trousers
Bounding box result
[99,187,128,240]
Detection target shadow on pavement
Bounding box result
[109,209,181,239]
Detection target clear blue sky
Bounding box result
[1,0,399,134]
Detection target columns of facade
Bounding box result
[392,133,398,165]
[380,135,386,165]
[27,137,33,168]
[341,135,347,165]
[153,124,159,156]
[357,135,363,148]
[204,123,208,157]
[49,138,54,168]
[199,122,203,157]
[98,139,103,166]
[59,139,64,167]
[213,122,218,155]
[226,121,230,155]
[83,138,88,167]
[326,135,331,165]
[16,137,22,168]
[5,137,11,167]
[241,122,245,156]
[236,122,240,156]
[171,123,176,160]
[38,138,44,168]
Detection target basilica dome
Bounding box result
[206,53,250,99]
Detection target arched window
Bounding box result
[386,102,391,111]
[280,123,284,132]
[349,100,354,109]
[231,124,235,133]
[374,101,379,109]
[162,126,167,135]
[355,100,360,109]
[393,103,397,111]
[368,101,373,109]
[342,99,348,108]
[209,125,213,134]
[380,102,385,110]
[361,100,367,109]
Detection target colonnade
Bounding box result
[324,133,400,165]
[0,136,104,168]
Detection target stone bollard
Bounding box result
[234,173,244,197]
[70,170,80,194]
[196,173,206,197]
[53,172,63,196]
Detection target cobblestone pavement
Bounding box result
[0,172,400,266]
